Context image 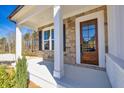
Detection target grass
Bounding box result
[0,65,15,88]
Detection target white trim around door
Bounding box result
[75,10,105,68]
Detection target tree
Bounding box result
[15,56,28,88]
[7,31,16,53]
[0,37,7,53]
[32,31,37,52]
[24,33,30,49]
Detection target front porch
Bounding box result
[8,5,124,87]
[27,57,111,88]
[11,5,108,80]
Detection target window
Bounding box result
[43,28,54,50]
[40,25,66,51]
[81,20,97,52]
[44,30,50,50]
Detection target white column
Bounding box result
[107,6,124,59]
[106,6,124,87]
[16,26,22,60]
[53,5,64,79]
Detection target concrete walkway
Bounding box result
[27,58,111,88]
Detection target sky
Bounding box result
[0,5,32,39]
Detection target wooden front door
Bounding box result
[80,19,98,65]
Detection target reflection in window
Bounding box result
[43,29,54,50]
[44,30,50,50]
[44,41,49,50]
[44,30,50,40]
[82,22,96,52]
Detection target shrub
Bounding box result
[15,56,28,88]
[0,56,28,88]
[0,65,15,88]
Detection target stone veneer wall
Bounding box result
[35,5,107,64]
[63,16,76,64]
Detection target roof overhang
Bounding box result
[9,5,24,20]
[9,5,101,30]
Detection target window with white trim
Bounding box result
[43,28,54,50]
[40,25,66,51]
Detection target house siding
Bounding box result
[34,6,107,64]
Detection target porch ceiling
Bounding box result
[11,5,101,30]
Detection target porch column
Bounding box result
[106,6,124,87]
[53,5,64,79]
[16,26,22,60]
[107,6,124,58]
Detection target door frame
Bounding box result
[80,19,99,65]
[75,10,105,68]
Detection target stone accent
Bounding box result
[34,5,107,64]
[64,16,76,64]
[36,50,54,60]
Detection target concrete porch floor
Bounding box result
[27,58,111,88]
